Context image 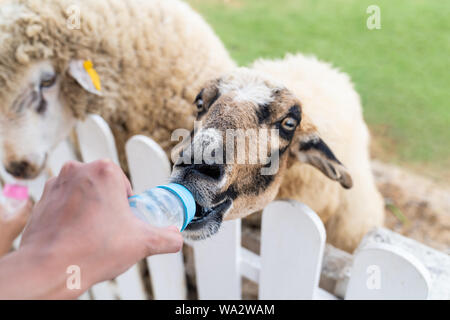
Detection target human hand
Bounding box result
[19,160,183,298]
[0,199,32,256]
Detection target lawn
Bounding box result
[187,0,450,181]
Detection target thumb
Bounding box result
[142,225,184,257]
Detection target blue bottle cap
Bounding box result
[156,183,195,231]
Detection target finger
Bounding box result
[90,159,123,182]
[58,160,83,179]
[123,174,134,197]
[90,159,132,197]
[113,163,133,197]
[142,225,184,256]
[166,225,180,233]
[122,173,133,197]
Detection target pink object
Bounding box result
[2,184,29,201]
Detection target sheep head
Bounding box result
[170,68,352,240]
[0,57,105,179]
[0,1,109,179]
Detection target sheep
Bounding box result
[171,54,385,252]
[0,0,383,251]
[0,0,235,178]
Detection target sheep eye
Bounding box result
[281,117,297,131]
[40,75,56,89]
[196,99,204,110]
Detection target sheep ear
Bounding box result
[68,60,103,96]
[290,132,353,189]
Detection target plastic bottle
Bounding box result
[128,183,195,231]
[0,184,29,217]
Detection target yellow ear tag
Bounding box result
[83,60,101,91]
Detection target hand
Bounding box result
[0,199,32,256]
[18,159,183,299]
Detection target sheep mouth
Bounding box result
[185,198,232,231]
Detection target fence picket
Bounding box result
[47,139,78,177]
[239,247,261,283]
[126,135,187,300]
[125,135,171,191]
[259,200,326,299]
[345,243,431,300]
[78,291,91,300]
[76,115,146,300]
[89,281,117,300]
[75,114,119,164]
[193,220,242,300]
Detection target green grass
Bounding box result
[187,0,450,179]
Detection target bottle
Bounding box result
[0,184,29,218]
[128,183,195,231]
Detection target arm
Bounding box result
[0,160,183,299]
[0,245,70,299]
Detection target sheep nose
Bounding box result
[190,163,224,181]
[174,150,225,181]
[5,160,32,178]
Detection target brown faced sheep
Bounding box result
[0,0,235,178]
[171,55,384,252]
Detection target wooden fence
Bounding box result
[2,114,449,300]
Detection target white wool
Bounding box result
[219,68,284,106]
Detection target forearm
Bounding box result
[0,245,90,299]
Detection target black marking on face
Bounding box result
[287,105,301,122]
[213,184,239,204]
[236,170,276,198]
[36,97,47,114]
[197,109,207,118]
[209,89,221,108]
[227,184,239,200]
[279,145,289,156]
[250,171,275,195]
[256,103,271,124]
[299,139,342,165]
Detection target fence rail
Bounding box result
[3,114,449,300]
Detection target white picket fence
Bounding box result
[3,114,449,300]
